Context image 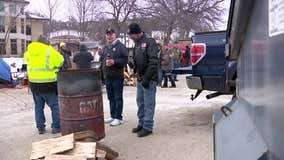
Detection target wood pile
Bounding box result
[30,131,119,160]
[124,71,136,86]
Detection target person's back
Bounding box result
[161,49,175,88]
[24,35,64,134]
[172,47,181,61]
[73,45,94,69]
[161,50,173,72]
[25,41,64,90]
[181,46,190,67]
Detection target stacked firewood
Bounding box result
[30,131,118,160]
[124,71,136,86]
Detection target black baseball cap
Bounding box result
[106,28,115,34]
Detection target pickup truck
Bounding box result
[174,31,237,100]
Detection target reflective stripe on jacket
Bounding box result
[24,42,64,83]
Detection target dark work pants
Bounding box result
[162,71,176,87]
[105,77,124,120]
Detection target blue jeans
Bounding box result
[136,81,157,131]
[32,92,60,130]
[105,78,124,120]
[173,59,180,80]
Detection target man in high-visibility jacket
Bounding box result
[24,35,64,134]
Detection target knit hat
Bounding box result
[59,42,66,47]
[128,23,141,34]
[106,28,115,34]
[79,44,88,51]
[37,35,50,45]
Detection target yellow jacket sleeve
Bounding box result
[49,46,64,69]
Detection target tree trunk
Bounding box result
[163,22,174,45]
[113,19,121,35]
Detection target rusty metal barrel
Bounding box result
[57,69,105,140]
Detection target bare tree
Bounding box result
[181,0,225,32]
[72,0,96,41]
[87,18,111,41]
[43,0,60,35]
[96,0,139,34]
[142,0,182,44]
[143,0,225,44]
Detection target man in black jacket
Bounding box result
[101,28,128,126]
[73,45,94,69]
[128,23,159,137]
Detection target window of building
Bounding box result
[11,39,17,55]
[9,3,16,14]
[0,39,6,55]
[26,40,31,48]
[21,39,25,54]
[0,16,5,32]
[26,19,31,35]
[0,2,5,13]
[20,6,24,14]
[21,18,24,34]
[10,18,16,33]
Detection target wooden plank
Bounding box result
[96,149,106,158]
[76,140,118,160]
[73,136,118,160]
[45,155,87,160]
[30,134,74,160]
[65,142,96,159]
[96,143,119,160]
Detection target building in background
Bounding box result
[50,30,81,44]
[26,13,48,42]
[0,0,48,58]
[49,30,82,56]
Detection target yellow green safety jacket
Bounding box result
[24,42,64,83]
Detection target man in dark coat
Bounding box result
[101,28,128,126]
[73,45,94,69]
[128,23,159,137]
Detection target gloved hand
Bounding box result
[142,79,150,89]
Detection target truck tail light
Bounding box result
[190,43,206,65]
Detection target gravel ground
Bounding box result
[0,76,232,160]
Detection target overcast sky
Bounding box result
[25,0,70,20]
[25,0,231,30]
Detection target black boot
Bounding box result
[162,76,168,88]
[169,75,176,87]
[52,128,60,134]
[137,128,152,137]
[38,128,46,134]
[132,125,143,133]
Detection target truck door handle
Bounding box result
[220,106,232,117]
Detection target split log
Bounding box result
[45,155,87,160]
[96,143,119,160]
[96,149,106,159]
[65,142,96,159]
[30,134,74,160]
